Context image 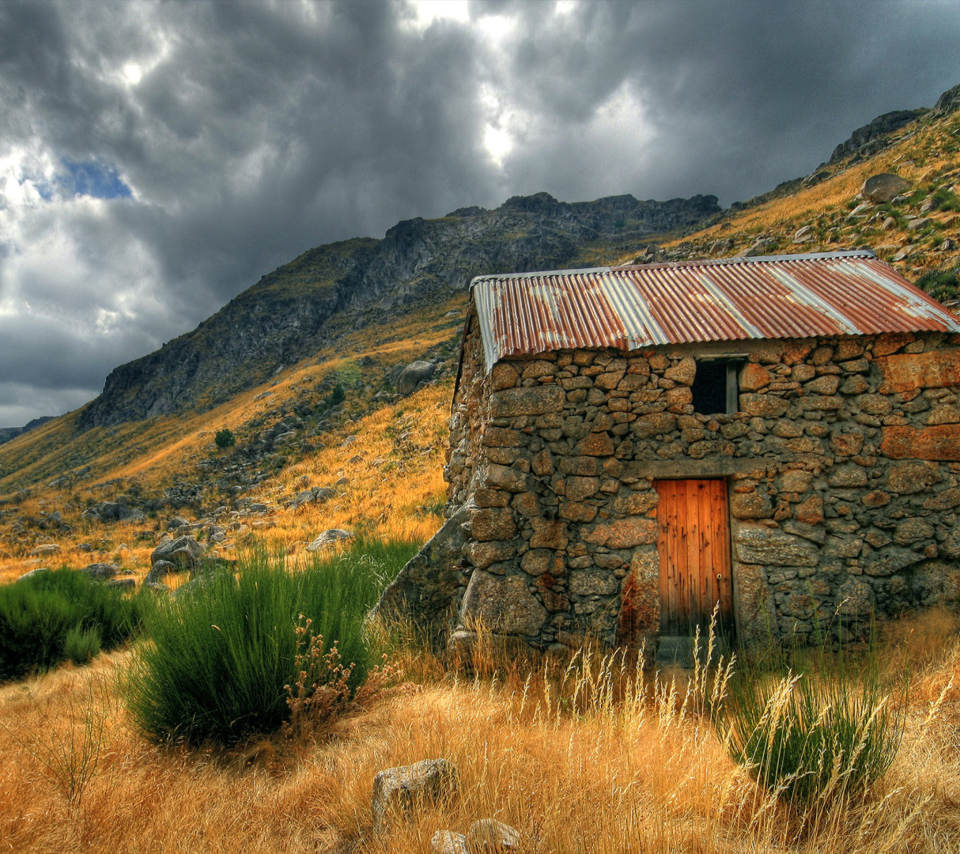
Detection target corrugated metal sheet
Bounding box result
[469,251,960,371]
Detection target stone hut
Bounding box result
[378,250,960,661]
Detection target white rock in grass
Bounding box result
[371,758,459,832]
[432,830,468,854]
[306,529,355,551]
[465,819,521,854]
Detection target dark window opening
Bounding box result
[691,359,743,415]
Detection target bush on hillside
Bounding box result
[214,428,235,450]
[0,569,143,682]
[126,542,411,747]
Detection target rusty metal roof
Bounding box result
[468,251,960,371]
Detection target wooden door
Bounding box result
[655,479,734,638]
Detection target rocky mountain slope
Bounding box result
[78,192,720,429]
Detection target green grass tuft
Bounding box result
[0,569,142,682]
[125,540,409,747]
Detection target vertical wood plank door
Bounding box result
[655,479,734,638]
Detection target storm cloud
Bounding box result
[1,0,959,425]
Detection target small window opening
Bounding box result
[691,358,743,415]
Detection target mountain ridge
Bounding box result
[77,192,720,429]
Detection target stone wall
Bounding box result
[444,311,960,654]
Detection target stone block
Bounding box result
[559,455,600,476]
[471,508,517,542]
[482,464,529,493]
[595,371,626,390]
[805,375,841,395]
[893,518,934,545]
[564,476,600,501]
[739,394,789,417]
[861,490,891,508]
[665,386,693,410]
[781,469,812,492]
[859,394,892,416]
[489,385,564,417]
[490,363,519,391]
[577,433,615,456]
[521,549,563,576]
[559,501,598,522]
[873,331,915,357]
[570,569,619,597]
[465,540,517,569]
[529,519,569,550]
[794,495,824,525]
[884,460,942,493]
[832,433,864,456]
[730,491,773,519]
[612,490,659,516]
[460,571,547,635]
[511,492,540,518]
[740,363,772,391]
[876,349,960,394]
[632,412,677,439]
[922,488,960,510]
[521,360,557,379]
[584,517,658,549]
[800,395,844,411]
[863,547,924,577]
[840,375,870,395]
[880,425,960,461]
[482,427,524,447]
[665,356,696,385]
[828,465,868,488]
[735,526,819,566]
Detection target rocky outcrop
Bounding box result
[829,109,927,164]
[932,82,960,118]
[396,360,436,395]
[77,193,719,429]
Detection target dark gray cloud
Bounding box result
[1,0,959,425]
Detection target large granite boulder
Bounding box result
[150,536,203,569]
[861,173,912,204]
[396,361,435,395]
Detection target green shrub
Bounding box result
[719,650,904,805]
[214,428,235,450]
[126,542,406,747]
[0,569,142,682]
[64,625,103,665]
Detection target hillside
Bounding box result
[624,82,960,298]
[78,192,720,429]
[0,81,958,585]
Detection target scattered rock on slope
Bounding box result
[862,173,912,204]
[396,360,436,395]
[150,536,203,569]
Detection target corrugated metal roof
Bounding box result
[469,251,960,371]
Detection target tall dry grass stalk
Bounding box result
[1,613,959,852]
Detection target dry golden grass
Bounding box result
[621,109,960,282]
[1,612,960,853]
[0,292,464,584]
[0,379,450,585]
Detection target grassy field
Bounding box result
[0,606,958,853]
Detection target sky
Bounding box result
[1,0,959,428]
